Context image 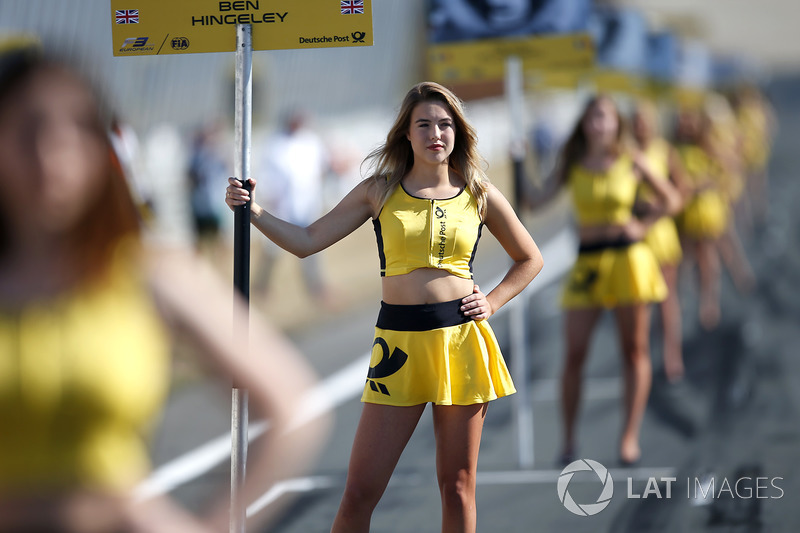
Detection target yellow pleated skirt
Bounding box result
[361,299,516,406]
[677,190,729,240]
[723,172,746,203]
[743,140,770,173]
[644,216,683,266]
[561,241,668,309]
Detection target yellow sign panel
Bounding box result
[427,33,594,85]
[671,85,708,109]
[590,69,646,96]
[528,69,588,91]
[0,34,41,54]
[110,0,373,56]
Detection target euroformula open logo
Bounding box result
[557,459,614,516]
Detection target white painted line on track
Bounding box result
[245,466,677,517]
[247,475,339,516]
[531,377,622,402]
[134,421,268,501]
[135,226,578,503]
[475,467,677,485]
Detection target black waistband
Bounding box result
[578,236,639,254]
[376,297,471,331]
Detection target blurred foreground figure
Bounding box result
[0,47,327,532]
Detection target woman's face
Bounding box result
[632,107,654,143]
[406,100,456,168]
[0,66,108,240]
[676,109,701,141]
[582,98,619,148]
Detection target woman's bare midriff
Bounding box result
[578,223,629,245]
[381,268,475,305]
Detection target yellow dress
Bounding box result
[709,122,746,203]
[0,241,171,494]
[561,155,667,309]
[675,144,729,240]
[639,139,683,266]
[737,101,770,173]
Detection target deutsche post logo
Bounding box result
[366,338,408,396]
[351,31,366,43]
[171,37,190,50]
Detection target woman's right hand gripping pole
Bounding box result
[226,177,258,213]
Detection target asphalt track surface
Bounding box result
[146,75,800,532]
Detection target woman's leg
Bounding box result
[613,304,653,464]
[716,224,756,294]
[432,403,488,533]
[696,239,722,330]
[560,307,604,461]
[749,167,769,227]
[659,264,684,382]
[331,403,426,533]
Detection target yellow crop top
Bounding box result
[373,183,483,279]
[638,139,670,202]
[0,242,171,493]
[676,143,712,187]
[567,155,638,227]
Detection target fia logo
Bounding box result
[171,37,190,50]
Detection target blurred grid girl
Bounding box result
[529,95,681,465]
[0,48,326,532]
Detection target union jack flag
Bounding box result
[340,0,364,15]
[115,9,139,24]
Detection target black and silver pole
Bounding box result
[231,22,253,533]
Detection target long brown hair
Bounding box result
[632,98,661,147]
[556,94,628,183]
[0,49,141,279]
[364,82,490,217]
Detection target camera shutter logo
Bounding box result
[557,459,614,516]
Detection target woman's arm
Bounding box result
[226,177,377,258]
[465,184,543,319]
[667,146,693,205]
[142,248,331,531]
[523,159,568,210]
[633,151,683,220]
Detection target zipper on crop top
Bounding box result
[428,199,436,267]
